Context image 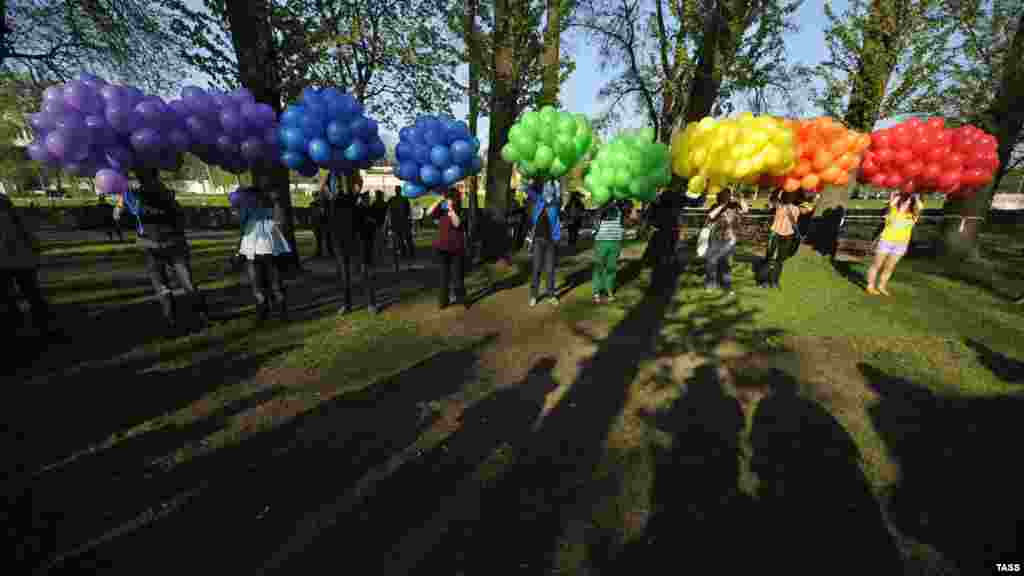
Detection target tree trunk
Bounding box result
[483,0,518,261]
[841,0,900,132]
[684,6,723,123]
[465,0,481,262]
[941,9,1024,260]
[541,0,561,107]
[222,0,298,270]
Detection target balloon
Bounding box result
[429,145,451,167]
[937,171,959,190]
[403,183,427,198]
[28,112,55,136]
[450,140,473,165]
[280,106,305,127]
[162,129,188,154]
[43,85,64,104]
[420,164,441,186]
[105,145,135,172]
[83,114,112,146]
[231,87,256,106]
[240,137,266,163]
[368,138,386,161]
[326,120,352,148]
[279,125,306,152]
[300,113,324,139]
[95,169,129,195]
[344,139,367,162]
[533,145,555,170]
[281,150,306,170]
[63,81,103,114]
[468,156,483,175]
[46,128,85,161]
[308,138,331,164]
[27,141,54,164]
[215,133,238,157]
[883,173,903,189]
[903,161,923,178]
[442,165,464,185]
[423,129,444,147]
[413,144,430,165]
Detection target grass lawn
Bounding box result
[9,228,1023,574]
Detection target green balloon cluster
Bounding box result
[501,106,593,180]
[584,127,671,205]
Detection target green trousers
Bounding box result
[592,239,622,296]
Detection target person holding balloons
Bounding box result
[523,177,563,307]
[320,169,373,315]
[429,188,466,309]
[591,199,625,304]
[759,190,812,289]
[233,186,291,320]
[866,191,923,296]
[704,189,749,295]
[124,168,210,333]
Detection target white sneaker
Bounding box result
[529,297,538,307]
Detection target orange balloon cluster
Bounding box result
[762,117,870,193]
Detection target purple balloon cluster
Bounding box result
[177,85,280,175]
[25,72,189,195]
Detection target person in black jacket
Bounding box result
[385,187,414,272]
[125,168,210,333]
[321,171,377,315]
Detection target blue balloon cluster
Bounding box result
[395,115,482,198]
[277,87,386,178]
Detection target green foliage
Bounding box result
[1,0,189,92]
[800,0,955,125]
[170,0,462,128]
[577,0,803,139]
[936,0,1023,169]
[445,0,577,117]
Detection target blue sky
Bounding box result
[182,0,852,145]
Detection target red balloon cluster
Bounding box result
[859,117,1000,197]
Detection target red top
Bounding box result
[432,195,465,255]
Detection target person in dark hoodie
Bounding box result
[321,170,377,315]
[123,168,210,333]
[385,186,414,272]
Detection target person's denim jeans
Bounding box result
[530,238,558,299]
[704,238,736,290]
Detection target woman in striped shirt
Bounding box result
[592,200,626,303]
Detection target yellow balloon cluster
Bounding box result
[671,112,797,197]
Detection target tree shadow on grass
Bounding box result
[413,264,684,573]
[859,363,1024,573]
[271,357,560,574]
[37,334,499,574]
[964,338,1024,384]
[7,345,299,571]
